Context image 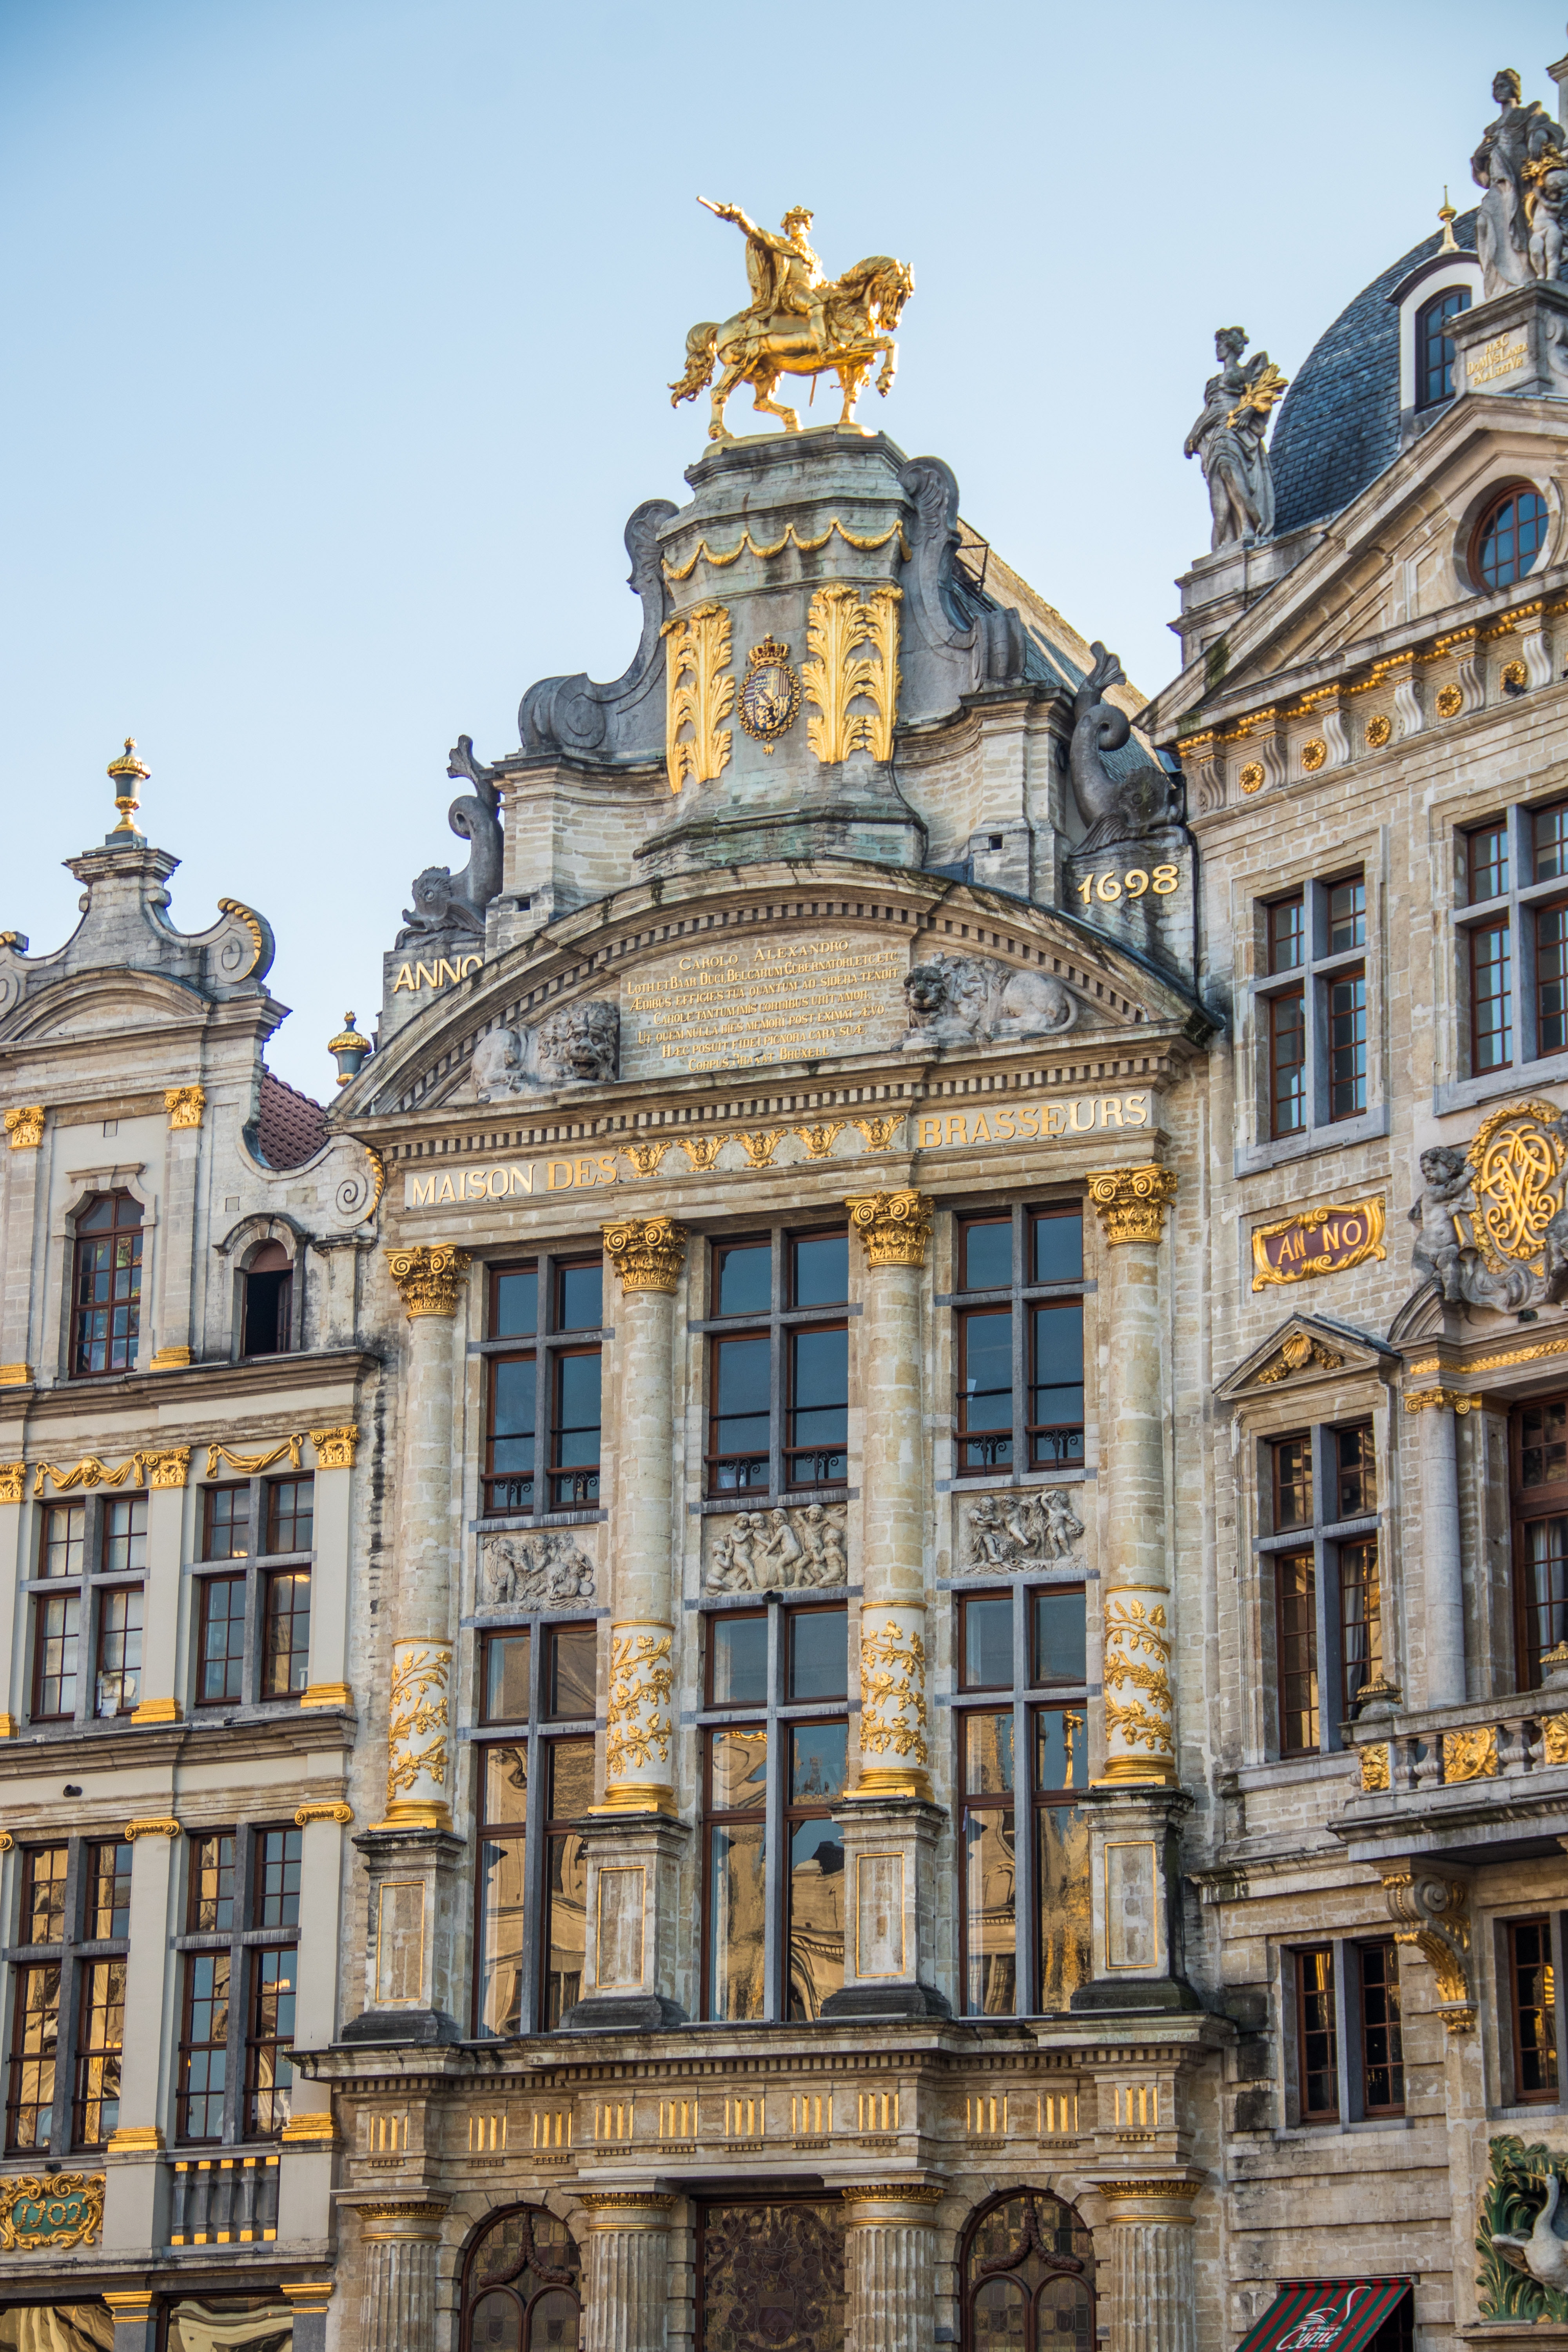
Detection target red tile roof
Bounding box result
[256,1069,329,1170]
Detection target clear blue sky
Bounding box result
[0,0,1550,1095]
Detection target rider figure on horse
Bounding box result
[704,200,831,356]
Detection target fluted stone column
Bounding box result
[1406,1388,1466,1706]
[359,2201,448,2350]
[842,2184,943,2352]
[564,1221,691,2029]
[1086,1167,1179,1786]
[598,1217,686,1815]
[1098,2180,1197,2352]
[844,1189,933,1796]
[381,1244,471,1828]
[579,2193,674,2352]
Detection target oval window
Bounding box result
[1473,485,1550,591]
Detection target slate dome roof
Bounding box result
[1268,207,1479,540]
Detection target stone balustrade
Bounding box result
[1348,1693,1568,1800]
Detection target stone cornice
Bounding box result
[0,1347,380,1428]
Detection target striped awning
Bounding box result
[1235,2280,1412,2352]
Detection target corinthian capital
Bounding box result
[1088,1165,1178,1245]
[603,1215,689,1296]
[845,1189,934,1268]
[386,1244,472,1318]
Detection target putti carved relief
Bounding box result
[900,952,1075,1049]
[705,1503,848,1591]
[479,1528,597,1608]
[959,1488,1085,1573]
[473,1000,620,1099]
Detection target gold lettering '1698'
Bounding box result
[1075,865,1180,905]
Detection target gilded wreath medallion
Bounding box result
[736,635,800,753]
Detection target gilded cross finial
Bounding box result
[107,738,149,837]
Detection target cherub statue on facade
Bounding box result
[1409,1145,1479,1303]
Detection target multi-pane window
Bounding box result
[5,1840,131,2155]
[951,1205,1087,1475]
[29,1494,149,1726]
[194,1474,315,1709]
[1358,1940,1404,2117]
[1259,1420,1382,1756]
[700,1228,850,1497]
[481,1256,604,1515]
[1472,486,1549,593]
[175,1829,298,2143]
[1294,1947,1338,2121]
[1508,1917,1561,2103]
[1459,802,1568,1078]
[69,1191,143,1377]
[1414,285,1470,409]
[1258,873,1371,1142]
[700,1599,850,2022]
[954,1584,1090,2017]
[1514,1397,1568,1687]
[472,1620,598,2037]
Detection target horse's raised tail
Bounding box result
[670,323,718,407]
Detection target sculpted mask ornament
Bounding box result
[1183,328,1287,550]
[670,198,913,442]
[473,1001,620,1100]
[900,951,1075,1050]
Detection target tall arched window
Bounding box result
[241,1239,293,1356]
[461,2204,582,2352]
[1414,285,1470,409]
[962,2188,1095,2352]
[71,1191,143,1377]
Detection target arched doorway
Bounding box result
[961,2187,1096,2349]
[461,2203,583,2351]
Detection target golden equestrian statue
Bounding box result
[670,199,914,443]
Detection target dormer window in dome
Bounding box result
[1472,485,1550,592]
[1415,285,1471,409]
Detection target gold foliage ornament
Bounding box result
[0,2173,104,2251]
[803,583,900,765]
[1465,1099,1566,1279]
[846,1188,933,1267]
[664,601,734,793]
[603,1215,688,1296]
[736,636,800,752]
[604,1630,675,1790]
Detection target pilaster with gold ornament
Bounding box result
[804,583,901,765]
[1089,1166,1179,1787]
[845,1191,933,1798]
[0,1105,44,1392]
[664,601,734,791]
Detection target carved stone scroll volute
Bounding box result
[1383,1867,1475,2031]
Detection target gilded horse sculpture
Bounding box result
[670,198,914,443]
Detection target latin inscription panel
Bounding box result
[620,931,907,1079]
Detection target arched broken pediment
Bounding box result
[0,965,230,1047]
[340,865,1211,1125]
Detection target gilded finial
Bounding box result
[107,738,149,837]
[1438,186,1458,254]
[328,1012,370,1086]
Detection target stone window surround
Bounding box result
[465,1610,601,2042]
[695,1589,850,2025]
[949,1573,1091,2020]
[1243,869,1381,1177]
[186,1474,316,1715]
[216,1214,308,1362]
[1394,252,1481,416]
[172,1820,301,2147]
[48,1164,157,1387]
[0,1833,130,2158]
[1445,791,1568,1105]
[472,1247,608,1519]
[1274,1933,1410,2134]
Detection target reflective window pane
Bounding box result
[710,1333,771,1490]
[959,1307,1013,1469]
[547,1739,594,1822]
[485,1632,532,1724]
[707,1820,766,2021]
[792,1231,848,1306]
[1034,1707,1088,1793]
[962,1218,1012,1291]
[788,1608,847,1700]
[556,1261,603,1331]
[787,1325,847,1486]
[1031,1210,1083,1283]
[964,1711,1014,1795]
[715,1240,771,1317]
[547,1626,596,1720]
[962,1808,1016,2015]
[787,1815,844,2019]
[477,1835,527,2036]
[488,1356,537,1513]
[483,1744,529,1827]
[961,1596,1013,1690]
[1268,893,1304,973]
[1037,1804,1092,2011]
[494,1265,538,1338]
[789,1722,847,1805]
[1030,1301,1085,1467]
[710,1613,768,1706]
[1032,1590,1087,1686]
[708,1728,767,1813]
[1522,1399,1568,1490]
[1273,1434,1312,1530]
[1328,876,1366,954]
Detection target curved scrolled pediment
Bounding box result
[340,862,1212,1129]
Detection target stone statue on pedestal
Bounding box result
[1184,329,1287,550]
[1472,68,1568,298]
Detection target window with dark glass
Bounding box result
[1457,805,1568,1078]
[1295,1946,1339,2120]
[701,1227,849,1497]
[472,1615,599,2038]
[29,1492,154,1728]
[69,1191,142,1377]
[1471,919,1513,1073]
[1514,1397,1568,1687]
[953,1205,1087,1476]
[240,1241,292,1357]
[1269,893,1305,973]
[1468,817,1511,904]
[1268,990,1307,1136]
[1473,485,1550,593]
[954,1583,1090,2018]
[1257,871,1377,1144]
[1508,1917,1560,2102]
[481,1254,604,1515]
[174,1828,296,2144]
[203,1486,250,1563]
[699,1598,849,2022]
[1415,285,1470,408]
[6,1840,131,2156]
[1358,1940,1404,2116]
[93,1495,145,1719]
[197,1577,247,1705]
[191,1471,315,1710]
[1261,1421,1382,1756]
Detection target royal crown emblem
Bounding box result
[737,636,800,751]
